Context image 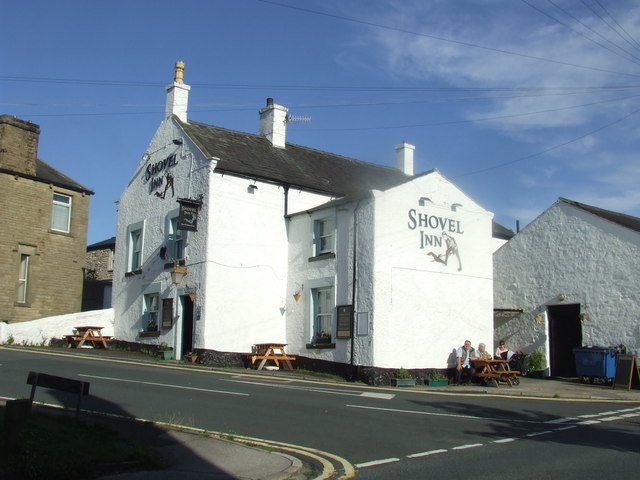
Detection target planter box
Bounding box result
[427,379,449,386]
[184,355,198,363]
[393,378,416,387]
[157,351,174,360]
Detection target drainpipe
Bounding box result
[350,200,362,367]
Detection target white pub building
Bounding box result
[113,63,506,383]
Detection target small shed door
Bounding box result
[548,304,582,377]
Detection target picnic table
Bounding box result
[65,326,111,349]
[247,343,297,370]
[472,358,520,387]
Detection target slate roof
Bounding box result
[87,236,116,251]
[179,118,410,196]
[35,158,94,195]
[492,221,515,240]
[560,197,640,233]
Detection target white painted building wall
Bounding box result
[494,200,640,362]
[370,172,495,369]
[285,170,496,369]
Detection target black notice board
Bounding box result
[613,354,640,390]
[336,305,353,339]
[162,298,173,329]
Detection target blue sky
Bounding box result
[4,0,640,244]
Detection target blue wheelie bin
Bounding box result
[573,347,617,384]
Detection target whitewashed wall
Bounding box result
[371,172,495,369]
[0,309,114,345]
[114,118,211,354]
[494,200,640,358]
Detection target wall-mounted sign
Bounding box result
[177,198,202,231]
[407,208,464,271]
[144,153,179,198]
[336,305,354,339]
[162,298,173,328]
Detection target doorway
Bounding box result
[180,295,194,356]
[548,304,582,377]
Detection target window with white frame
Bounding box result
[314,217,333,255]
[170,217,185,260]
[144,293,159,332]
[17,254,30,303]
[129,228,143,271]
[51,192,71,233]
[312,286,334,343]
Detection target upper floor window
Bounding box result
[51,192,71,233]
[170,217,185,260]
[17,254,30,303]
[314,217,333,255]
[129,229,143,271]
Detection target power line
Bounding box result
[454,106,640,178]
[256,0,640,79]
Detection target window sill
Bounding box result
[306,343,336,349]
[125,269,143,277]
[308,252,336,262]
[139,331,160,338]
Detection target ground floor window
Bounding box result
[144,293,159,332]
[312,286,334,343]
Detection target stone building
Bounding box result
[82,236,115,311]
[0,115,93,323]
[494,197,640,376]
[113,63,506,380]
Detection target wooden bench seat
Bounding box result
[476,370,519,378]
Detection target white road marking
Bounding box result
[346,404,543,423]
[355,458,400,468]
[407,449,448,458]
[452,443,483,450]
[525,430,552,437]
[553,426,577,431]
[79,374,249,396]
[578,420,601,425]
[227,378,395,399]
[492,438,517,443]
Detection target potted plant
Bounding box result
[315,331,332,344]
[184,351,198,363]
[525,350,545,377]
[427,370,449,386]
[393,367,416,387]
[157,343,174,360]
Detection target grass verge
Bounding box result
[0,406,165,480]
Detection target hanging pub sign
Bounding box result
[177,198,202,231]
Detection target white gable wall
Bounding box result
[494,200,640,357]
[371,172,495,369]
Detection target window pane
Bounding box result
[316,218,333,254]
[130,230,142,270]
[51,193,71,232]
[17,254,29,303]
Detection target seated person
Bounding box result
[455,340,476,385]
[495,340,514,360]
[476,343,492,360]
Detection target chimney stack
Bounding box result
[0,115,40,176]
[259,98,288,148]
[165,61,190,122]
[395,141,415,176]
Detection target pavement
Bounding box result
[3,346,640,480]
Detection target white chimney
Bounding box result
[395,141,415,176]
[165,61,191,123]
[259,98,288,148]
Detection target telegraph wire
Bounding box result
[584,0,640,53]
[453,106,640,178]
[255,0,640,79]
[527,0,640,65]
